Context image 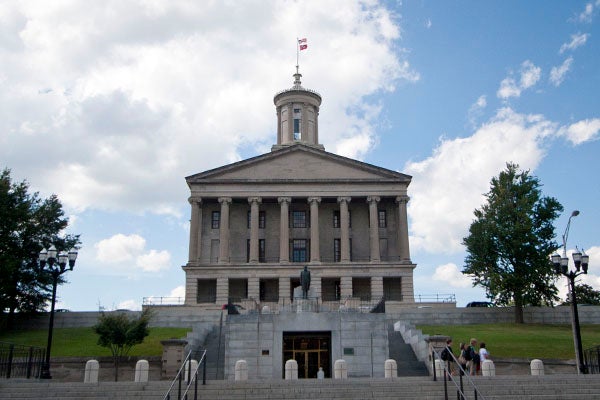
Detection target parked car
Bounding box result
[466,301,494,307]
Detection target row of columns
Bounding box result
[214,275,387,305]
[188,195,411,264]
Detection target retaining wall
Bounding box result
[4,305,600,331]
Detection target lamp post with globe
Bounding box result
[38,245,78,379]
[551,210,590,374]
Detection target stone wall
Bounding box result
[5,305,600,331]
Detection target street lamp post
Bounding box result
[551,210,589,375]
[38,245,77,379]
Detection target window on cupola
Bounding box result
[293,107,301,140]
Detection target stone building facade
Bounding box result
[183,70,416,313]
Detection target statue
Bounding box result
[300,266,311,299]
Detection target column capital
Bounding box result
[367,196,380,204]
[337,196,352,204]
[278,196,292,204]
[218,197,232,205]
[188,196,202,205]
[395,196,410,204]
[248,197,262,204]
[308,196,321,204]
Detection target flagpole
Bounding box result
[296,37,299,70]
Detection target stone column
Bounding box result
[248,277,260,301]
[371,276,383,300]
[248,197,261,263]
[340,276,353,299]
[276,107,282,145]
[279,277,291,304]
[287,103,294,142]
[315,107,319,144]
[396,196,411,261]
[218,197,232,264]
[188,197,202,262]
[337,197,351,262]
[301,103,308,141]
[308,197,321,262]
[216,277,228,305]
[367,196,381,262]
[278,197,291,263]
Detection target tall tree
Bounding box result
[462,163,563,323]
[93,309,152,381]
[0,168,80,327]
[562,283,600,306]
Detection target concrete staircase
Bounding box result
[2,375,600,400]
[387,323,429,376]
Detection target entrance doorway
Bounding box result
[282,332,331,379]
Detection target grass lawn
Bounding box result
[417,323,600,359]
[0,327,191,357]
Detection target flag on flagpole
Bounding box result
[298,38,308,50]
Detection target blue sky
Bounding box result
[1,1,599,311]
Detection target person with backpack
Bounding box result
[440,339,454,375]
[457,342,468,375]
[468,338,480,375]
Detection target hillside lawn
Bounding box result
[417,323,600,360]
[1,324,599,359]
[0,327,191,357]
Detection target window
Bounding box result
[259,211,266,229]
[259,239,265,262]
[378,210,387,228]
[334,239,341,262]
[334,210,351,228]
[197,279,217,303]
[383,277,402,301]
[291,210,307,228]
[211,211,220,229]
[247,210,267,229]
[291,239,308,262]
[247,239,267,263]
[293,108,301,140]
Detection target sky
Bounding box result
[1,0,599,311]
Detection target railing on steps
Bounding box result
[163,349,207,400]
[0,342,44,379]
[584,344,600,374]
[432,346,487,400]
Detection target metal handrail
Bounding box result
[432,346,487,400]
[163,349,207,400]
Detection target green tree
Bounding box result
[0,168,80,327]
[562,283,600,306]
[93,309,152,381]
[462,163,563,323]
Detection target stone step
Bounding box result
[2,375,600,400]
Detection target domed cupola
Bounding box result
[272,67,323,151]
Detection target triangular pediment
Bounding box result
[186,144,410,183]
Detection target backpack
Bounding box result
[463,347,472,361]
[441,348,450,361]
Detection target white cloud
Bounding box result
[115,299,141,311]
[406,107,598,255]
[136,249,171,272]
[497,60,541,99]
[559,118,600,145]
[425,18,432,29]
[467,95,487,127]
[405,108,557,254]
[497,77,521,99]
[0,1,417,215]
[550,57,574,87]
[519,61,541,89]
[578,2,595,23]
[95,234,146,263]
[94,233,171,273]
[559,33,589,53]
[432,263,472,288]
